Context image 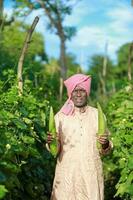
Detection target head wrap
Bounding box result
[60,74,91,115]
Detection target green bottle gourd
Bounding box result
[48,106,58,158]
[97,102,107,149]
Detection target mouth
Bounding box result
[76,98,83,102]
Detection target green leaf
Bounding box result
[0,185,8,199]
[22,136,35,144]
[0,162,20,173]
[23,117,32,125]
[12,118,27,129]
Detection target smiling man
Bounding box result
[71,85,88,108]
[47,74,112,200]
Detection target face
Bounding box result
[71,85,88,108]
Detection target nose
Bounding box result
[77,91,81,96]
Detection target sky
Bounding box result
[4,0,133,71]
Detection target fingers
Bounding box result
[98,139,108,145]
[97,136,108,140]
[97,135,109,145]
[47,132,59,144]
[47,132,54,144]
[47,132,53,137]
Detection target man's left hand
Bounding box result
[97,134,109,149]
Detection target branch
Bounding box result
[54,1,65,40]
[102,41,108,77]
[37,0,65,39]
[17,16,39,95]
[37,0,57,27]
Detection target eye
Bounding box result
[73,90,78,93]
[80,90,85,93]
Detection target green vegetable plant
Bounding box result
[97,102,107,149]
[48,106,58,158]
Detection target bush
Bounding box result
[0,83,56,199]
[104,84,133,200]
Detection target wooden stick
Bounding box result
[127,42,133,81]
[17,16,39,95]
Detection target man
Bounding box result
[47,74,112,200]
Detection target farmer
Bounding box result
[47,74,112,200]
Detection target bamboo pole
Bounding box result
[17,16,39,95]
[102,41,108,77]
[127,42,133,81]
[101,41,108,95]
[59,77,63,102]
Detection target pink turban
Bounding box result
[60,74,91,115]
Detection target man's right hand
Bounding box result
[47,132,54,144]
[46,132,61,155]
[46,132,54,152]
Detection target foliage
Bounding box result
[66,53,82,76]
[103,83,133,200]
[0,185,8,199]
[32,58,61,111]
[13,0,79,79]
[0,81,56,200]
[0,21,47,83]
[117,43,133,79]
[14,0,77,41]
[87,42,133,101]
[87,54,115,99]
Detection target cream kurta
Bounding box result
[51,106,104,200]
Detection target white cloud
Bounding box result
[70,26,107,49]
[65,0,96,26]
[4,7,13,19]
[67,26,108,70]
[107,4,133,34]
[67,2,133,70]
[108,4,133,22]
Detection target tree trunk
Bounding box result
[127,42,133,81]
[59,77,63,102]
[101,42,108,95]
[102,43,108,77]
[0,0,4,30]
[34,74,38,87]
[99,72,106,95]
[59,37,67,101]
[0,0,3,20]
[37,1,68,101]
[0,0,14,30]
[17,16,39,95]
[60,37,67,80]
[112,81,116,93]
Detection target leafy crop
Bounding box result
[104,84,133,200]
[0,83,56,199]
